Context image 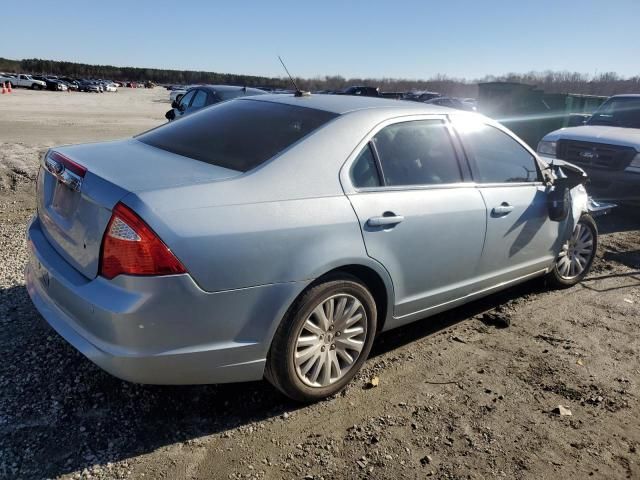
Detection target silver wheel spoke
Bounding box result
[330,350,342,380]
[324,298,334,326]
[294,293,368,388]
[312,305,330,331]
[320,350,331,386]
[337,337,364,354]
[297,335,318,348]
[303,319,324,336]
[295,344,321,364]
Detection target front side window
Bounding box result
[190,90,208,109]
[372,120,462,186]
[138,99,337,172]
[178,90,196,109]
[457,122,540,183]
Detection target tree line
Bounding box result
[1,57,638,97]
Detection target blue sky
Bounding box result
[4,0,639,79]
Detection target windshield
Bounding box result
[587,97,640,128]
[137,99,337,172]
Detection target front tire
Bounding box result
[547,214,597,288]
[266,274,377,402]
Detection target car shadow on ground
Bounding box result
[0,275,550,479]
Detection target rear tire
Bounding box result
[266,274,377,402]
[547,214,597,288]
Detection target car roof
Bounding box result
[189,85,265,94]
[245,93,455,115]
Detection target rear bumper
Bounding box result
[25,216,309,384]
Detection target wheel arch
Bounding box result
[316,264,393,333]
[268,260,395,349]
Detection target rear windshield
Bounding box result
[217,89,265,101]
[137,99,337,172]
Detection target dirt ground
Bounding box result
[0,88,638,480]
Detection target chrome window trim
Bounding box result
[341,114,467,194]
[352,181,545,194]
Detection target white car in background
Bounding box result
[105,83,118,92]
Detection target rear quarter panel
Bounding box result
[123,193,376,293]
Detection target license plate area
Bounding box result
[50,180,81,219]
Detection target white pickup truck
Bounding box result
[0,73,46,89]
[538,94,640,205]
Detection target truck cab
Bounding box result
[13,74,47,89]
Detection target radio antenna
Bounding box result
[278,56,310,97]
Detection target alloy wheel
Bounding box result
[556,222,595,280]
[294,294,367,387]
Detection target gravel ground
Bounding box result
[0,89,638,480]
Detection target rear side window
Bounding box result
[372,120,462,186]
[457,122,540,183]
[138,100,337,172]
[351,144,382,188]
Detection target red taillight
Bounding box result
[99,202,186,279]
[49,151,87,178]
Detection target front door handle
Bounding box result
[492,203,514,216]
[367,214,405,227]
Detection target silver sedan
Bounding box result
[25,94,598,401]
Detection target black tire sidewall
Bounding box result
[268,275,377,402]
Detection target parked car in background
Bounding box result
[104,83,118,92]
[461,98,478,111]
[169,87,190,103]
[25,94,602,402]
[58,77,80,90]
[6,74,46,89]
[166,85,266,121]
[78,80,101,93]
[337,86,380,97]
[424,96,475,111]
[404,91,441,102]
[0,73,16,86]
[538,94,640,204]
[32,76,68,91]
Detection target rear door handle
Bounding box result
[492,203,514,216]
[367,214,405,227]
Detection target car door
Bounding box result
[344,117,487,324]
[175,89,197,120]
[452,117,566,290]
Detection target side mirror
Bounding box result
[171,100,178,109]
[548,163,588,222]
[548,182,572,222]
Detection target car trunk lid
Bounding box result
[37,139,241,279]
